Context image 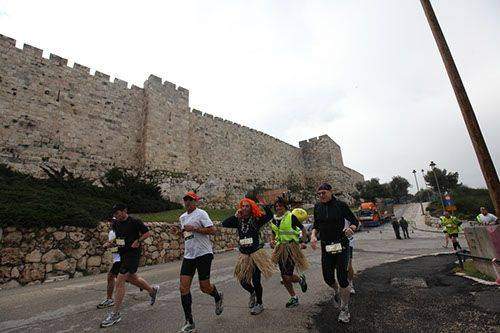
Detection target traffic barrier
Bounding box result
[463,225,500,282]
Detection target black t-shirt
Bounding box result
[313,198,358,247]
[114,216,149,255]
[222,206,272,255]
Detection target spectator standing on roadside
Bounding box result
[399,217,410,239]
[392,218,402,239]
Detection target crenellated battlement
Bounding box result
[144,74,189,99]
[0,33,138,93]
[0,33,363,198]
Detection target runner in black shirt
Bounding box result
[222,198,274,315]
[311,183,359,324]
[100,204,160,328]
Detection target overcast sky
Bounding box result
[1,0,498,191]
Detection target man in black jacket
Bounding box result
[311,183,359,323]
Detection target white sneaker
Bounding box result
[338,307,350,323]
[250,303,264,315]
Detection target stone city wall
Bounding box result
[0,220,270,288]
[0,33,363,205]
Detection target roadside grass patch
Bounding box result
[137,208,235,223]
[453,259,495,282]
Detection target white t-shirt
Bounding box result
[108,230,121,263]
[180,208,214,259]
[477,213,497,225]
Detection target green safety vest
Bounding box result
[440,216,460,234]
[270,212,301,245]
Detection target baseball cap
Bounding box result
[317,183,333,191]
[183,191,200,201]
[112,203,127,213]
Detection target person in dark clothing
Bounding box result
[100,204,159,328]
[311,183,359,323]
[392,218,402,239]
[222,198,274,315]
[399,217,410,239]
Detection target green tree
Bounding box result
[388,176,411,203]
[414,188,434,202]
[355,178,390,201]
[423,168,459,193]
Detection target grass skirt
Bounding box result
[234,248,275,284]
[271,242,309,273]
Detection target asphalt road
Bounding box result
[0,204,464,333]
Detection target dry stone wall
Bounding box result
[0,220,259,288]
[0,33,363,204]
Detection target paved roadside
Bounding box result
[0,203,455,332]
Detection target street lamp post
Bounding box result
[413,170,425,215]
[421,169,432,202]
[430,161,446,212]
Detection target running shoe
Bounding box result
[215,292,224,315]
[299,274,308,293]
[285,296,299,308]
[100,312,121,328]
[97,299,114,309]
[350,286,356,294]
[250,303,264,315]
[248,291,257,308]
[150,285,160,306]
[338,306,350,323]
[179,321,196,332]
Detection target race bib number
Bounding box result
[110,247,119,253]
[116,238,125,246]
[239,238,253,246]
[183,231,194,240]
[325,243,343,254]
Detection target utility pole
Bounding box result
[413,170,425,215]
[420,0,500,216]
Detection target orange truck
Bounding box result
[357,202,382,227]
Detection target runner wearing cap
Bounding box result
[311,183,359,323]
[100,204,159,328]
[178,191,223,333]
[97,217,146,309]
[222,197,275,315]
[270,197,309,308]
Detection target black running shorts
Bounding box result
[278,257,295,276]
[448,233,459,238]
[180,253,214,281]
[119,251,140,275]
[109,261,121,276]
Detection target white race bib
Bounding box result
[116,238,125,246]
[183,231,194,240]
[239,237,253,246]
[325,243,343,254]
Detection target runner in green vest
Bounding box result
[270,197,309,308]
[439,211,462,251]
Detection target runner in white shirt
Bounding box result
[476,207,498,225]
[97,218,123,309]
[178,192,223,333]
